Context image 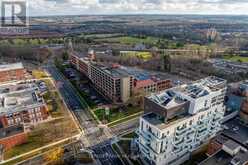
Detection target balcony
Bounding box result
[173,138,185,147]
[138,131,151,143]
[198,127,208,134]
[186,129,195,137]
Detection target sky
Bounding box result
[26,0,248,16]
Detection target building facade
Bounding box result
[0,125,27,150]
[89,63,133,103]
[136,77,227,165]
[0,82,49,128]
[0,63,26,83]
[70,51,172,103]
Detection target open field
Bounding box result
[32,70,48,79]
[97,36,159,45]
[120,51,152,61]
[223,55,248,63]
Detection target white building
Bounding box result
[136,77,227,165]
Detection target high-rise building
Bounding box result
[136,77,227,165]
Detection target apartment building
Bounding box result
[89,63,133,103]
[0,82,49,128]
[70,51,172,103]
[0,63,26,82]
[136,77,227,165]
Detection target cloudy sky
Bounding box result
[27,0,248,16]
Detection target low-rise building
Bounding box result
[200,139,248,165]
[0,63,26,83]
[0,125,27,150]
[0,81,49,128]
[136,77,227,165]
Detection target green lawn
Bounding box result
[96,36,183,49]
[94,106,143,124]
[96,36,159,45]
[122,131,137,139]
[32,70,48,79]
[223,55,248,63]
[4,132,46,159]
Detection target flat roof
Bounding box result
[142,112,189,130]
[0,82,44,115]
[0,63,24,72]
[222,119,248,148]
[92,63,131,78]
[0,125,25,139]
[200,148,248,165]
[199,150,232,165]
[148,77,226,109]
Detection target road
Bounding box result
[45,65,125,165]
[92,142,124,165]
[110,118,139,137]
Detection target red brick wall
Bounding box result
[0,116,8,128]
[0,69,26,82]
[0,133,27,150]
[40,105,49,120]
[157,80,172,92]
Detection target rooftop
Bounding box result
[0,63,24,72]
[148,76,226,109]
[91,63,131,78]
[0,125,25,139]
[0,82,44,115]
[222,118,248,148]
[142,112,189,130]
[200,145,248,165]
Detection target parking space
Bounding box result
[63,66,109,108]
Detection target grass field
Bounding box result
[94,106,143,124]
[4,118,78,160]
[32,70,48,79]
[120,51,152,61]
[96,36,160,45]
[223,55,248,63]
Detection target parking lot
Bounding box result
[63,66,109,108]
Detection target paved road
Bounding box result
[46,66,107,144]
[46,65,124,164]
[110,118,139,137]
[92,142,124,165]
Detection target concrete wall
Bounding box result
[121,77,131,103]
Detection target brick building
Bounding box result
[0,63,26,83]
[0,82,49,128]
[0,125,27,150]
[70,51,172,103]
